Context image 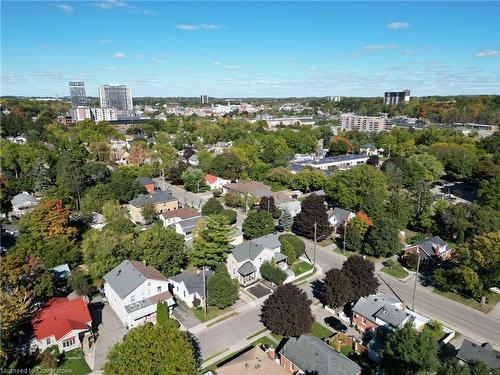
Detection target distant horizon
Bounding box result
[2,1,499,97]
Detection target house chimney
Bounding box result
[335,340,342,353]
[268,348,276,359]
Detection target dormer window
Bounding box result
[131,295,135,303]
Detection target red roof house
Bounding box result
[31,297,92,353]
[205,174,230,190]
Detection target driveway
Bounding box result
[91,302,127,370]
[172,301,200,330]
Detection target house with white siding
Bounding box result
[103,260,175,329]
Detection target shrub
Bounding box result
[221,209,237,225]
[212,189,222,198]
[260,261,287,286]
[279,234,305,257]
[224,192,241,208]
[404,253,420,270]
[202,198,223,216]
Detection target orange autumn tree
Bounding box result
[128,143,147,165]
[18,198,78,241]
[328,136,353,156]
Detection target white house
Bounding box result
[290,154,369,174]
[31,297,92,353]
[359,143,379,156]
[204,174,231,190]
[271,192,302,217]
[10,192,39,217]
[168,268,214,308]
[103,260,175,329]
[329,207,356,233]
[226,233,289,286]
[160,208,203,241]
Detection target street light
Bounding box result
[411,250,421,311]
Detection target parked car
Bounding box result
[324,316,348,333]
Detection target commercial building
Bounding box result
[341,113,388,132]
[99,84,133,110]
[383,90,410,105]
[291,154,369,173]
[69,81,87,107]
[71,106,117,122]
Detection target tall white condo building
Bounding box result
[98,84,133,110]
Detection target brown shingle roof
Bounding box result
[129,260,168,282]
[161,208,201,220]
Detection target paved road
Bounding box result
[192,239,500,360]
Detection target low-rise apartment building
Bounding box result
[341,113,388,132]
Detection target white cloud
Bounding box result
[386,21,410,30]
[175,24,223,31]
[224,65,241,70]
[154,59,166,64]
[39,44,49,49]
[134,54,144,59]
[212,61,221,65]
[475,50,499,58]
[92,0,127,9]
[401,49,415,56]
[98,39,112,44]
[112,52,126,59]
[56,4,74,13]
[364,44,398,51]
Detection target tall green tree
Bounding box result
[279,208,293,231]
[292,194,331,240]
[260,284,314,337]
[242,210,274,239]
[320,268,353,309]
[137,223,185,276]
[342,256,379,301]
[181,168,208,193]
[104,324,198,375]
[190,215,231,268]
[363,215,402,257]
[207,265,239,309]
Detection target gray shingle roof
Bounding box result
[169,268,214,297]
[274,252,288,263]
[352,293,403,327]
[128,190,176,208]
[11,192,38,209]
[137,176,154,185]
[279,336,361,375]
[415,236,449,259]
[231,233,282,262]
[373,304,410,328]
[333,207,355,224]
[104,260,167,299]
[238,261,256,276]
[457,339,500,369]
[177,216,203,235]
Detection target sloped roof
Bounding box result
[352,293,407,328]
[217,346,289,375]
[128,190,176,207]
[332,207,355,224]
[169,268,214,297]
[238,261,257,276]
[416,236,449,258]
[205,174,218,184]
[32,297,91,340]
[137,176,154,185]
[161,208,201,220]
[274,252,288,263]
[11,192,38,209]
[224,181,272,197]
[231,233,281,262]
[279,336,361,375]
[457,339,500,369]
[177,216,203,235]
[104,260,167,299]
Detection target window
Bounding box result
[46,338,51,345]
[157,286,162,293]
[361,317,366,324]
[63,338,76,348]
[148,281,151,287]
[131,295,135,303]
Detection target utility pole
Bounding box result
[313,222,317,268]
[203,266,207,320]
[412,250,421,311]
[343,221,347,253]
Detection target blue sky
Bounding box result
[1,1,499,97]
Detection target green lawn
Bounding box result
[292,261,313,276]
[308,322,334,339]
[246,328,268,340]
[381,262,409,279]
[433,289,500,313]
[192,306,231,322]
[249,335,278,348]
[319,238,334,247]
[58,349,91,375]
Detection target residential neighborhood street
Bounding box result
[154,178,210,210]
[192,240,500,362]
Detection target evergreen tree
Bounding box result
[242,210,274,239]
[279,208,293,231]
[190,214,231,267]
[261,284,314,337]
[292,194,332,240]
[207,265,239,309]
[32,158,51,196]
